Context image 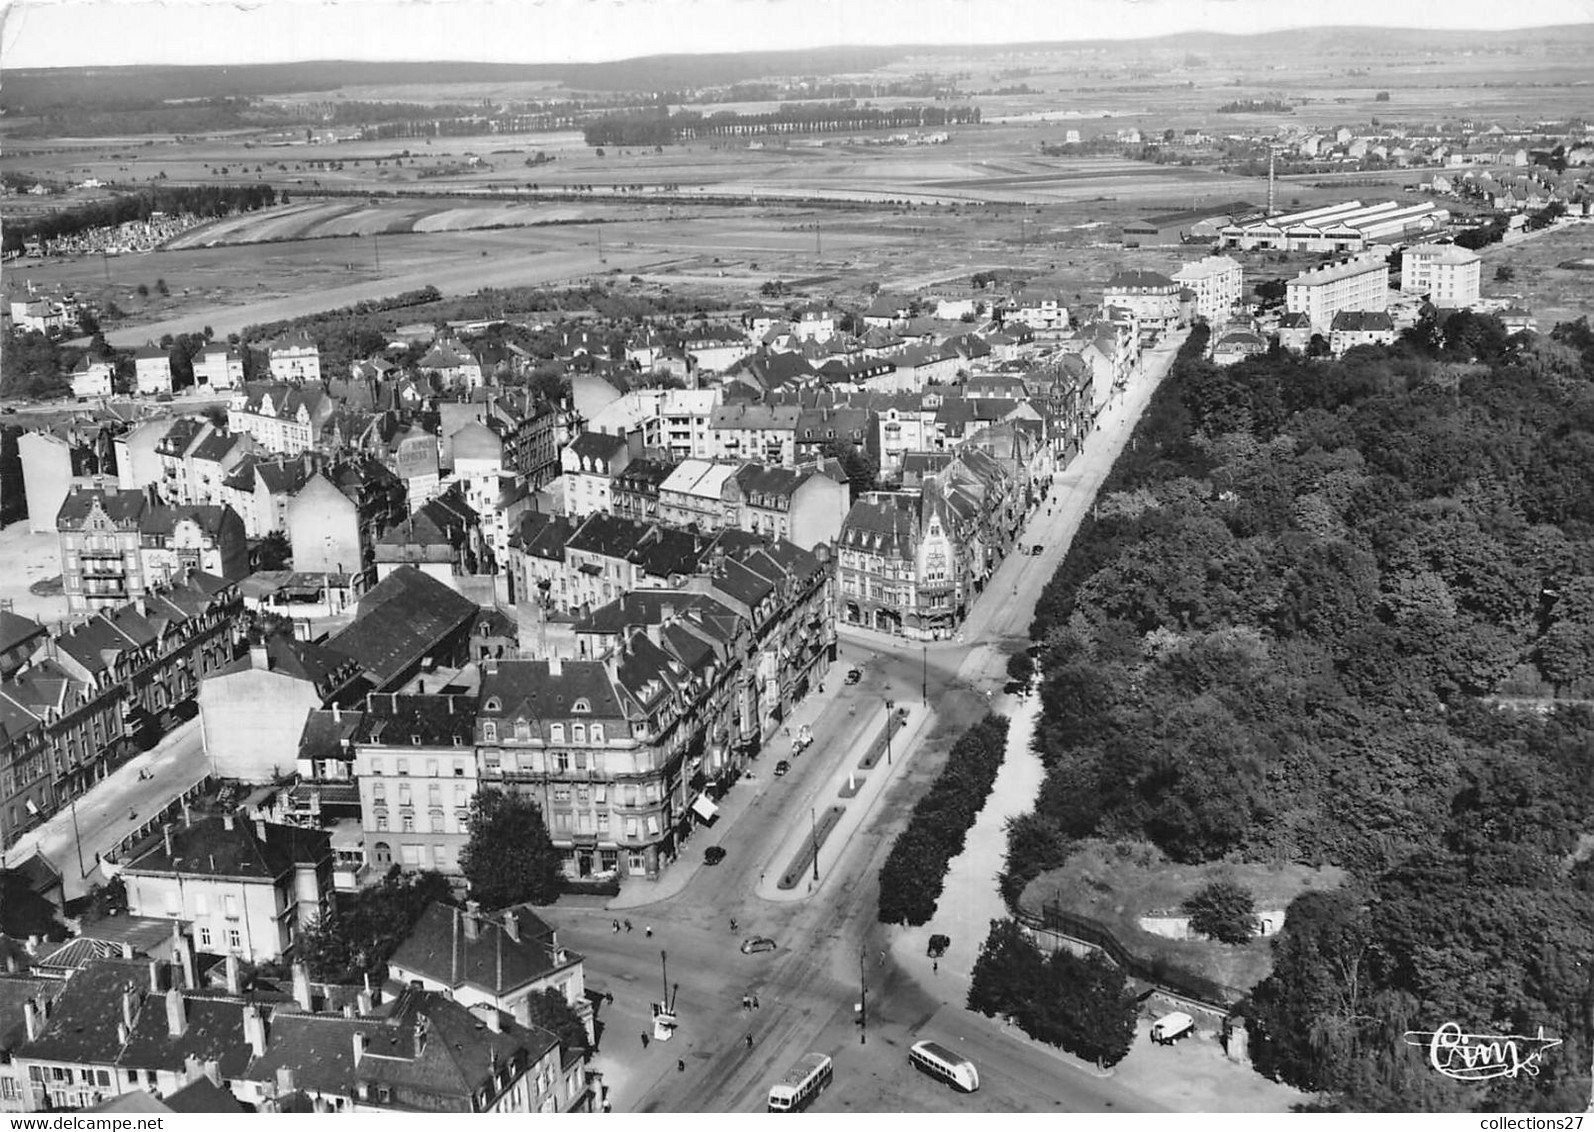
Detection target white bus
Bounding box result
[909,1040,980,1092]
[767,1052,833,1112]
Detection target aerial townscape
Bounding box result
[2,0,1594,1117]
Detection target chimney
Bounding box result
[332,703,341,723]
[226,953,242,996]
[503,910,519,943]
[162,822,174,856]
[243,1004,267,1057]
[342,1004,355,1019]
[463,901,480,941]
[148,959,163,994]
[181,798,192,827]
[250,640,270,670]
[547,656,562,677]
[356,990,372,1016]
[291,963,313,1011]
[173,922,195,990]
[352,1032,367,1067]
[484,1007,502,1034]
[122,989,138,1030]
[275,1067,296,1096]
[22,1000,40,1042]
[3,953,15,975]
[222,811,235,831]
[25,935,40,955]
[118,1021,131,1045]
[255,817,268,843]
[165,986,188,1038]
[204,1059,222,1088]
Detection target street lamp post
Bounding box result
[858,942,868,1045]
[884,699,892,765]
[68,791,86,878]
[922,644,928,707]
[810,807,819,883]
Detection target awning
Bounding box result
[690,794,719,822]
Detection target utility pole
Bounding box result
[922,644,928,707]
[884,700,892,765]
[69,792,86,878]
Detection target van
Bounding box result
[1150,1011,1194,1045]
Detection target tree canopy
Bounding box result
[459,788,563,909]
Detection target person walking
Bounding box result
[624,919,633,932]
[677,1059,686,1073]
[645,925,653,938]
[641,1032,650,1049]
[746,1033,754,1050]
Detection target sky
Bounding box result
[3,0,1593,70]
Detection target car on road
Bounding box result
[845,668,862,684]
[774,760,791,777]
[704,845,727,866]
[741,936,778,954]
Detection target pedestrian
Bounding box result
[624,919,633,932]
[741,994,750,1011]
[645,925,653,938]
[752,995,759,1010]
[641,1032,649,1049]
[746,1033,754,1049]
[729,918,738,933]
[612,919,620,933]
[677,1059,685,1073]
[602,1100,612,1113]
[933,960,939,974]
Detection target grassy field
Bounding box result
[1019,839,1346,999]
[1479,221,1594,329]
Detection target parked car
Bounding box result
[774,760,791,777]
[740,937,778,954]
[1150,1012,1195,1045]
[845,667,863,685]
[704,845,727,866]
[1031,544,1044,556]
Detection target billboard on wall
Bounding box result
[396,435,439,480]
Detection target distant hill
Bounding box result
[6,24,1593,110]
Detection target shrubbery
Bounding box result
[877,713,1008,925]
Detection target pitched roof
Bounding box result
[1330,310,1396,332]
[567,431,628,462]
[16,959,150,1065]
[480,659,625,722]
[389,903,572,997]
[119,992,253,1079]
[124,815,330,881]
[327,567,479,688]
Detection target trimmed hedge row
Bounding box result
[877,712,1010,926]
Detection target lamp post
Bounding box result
[68,791,86,878]
[884,699,892,765]
[858,942,868,1045]
[810,807,819,883]
[922,643,928,707]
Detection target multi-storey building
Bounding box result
[1172,255,1245,324]
[611,457,675,524]
[68,357,114,400]
[262,329,322,383]
[228,382,333,457]
[658,389,720,462]
[1401,242,1481,308]
[132,344,172,397]
[193,342,246,390]
[1103,270,1183,341]
[707,404,799,466]
[560,431,631,518]
[351,693,478,876]
[657,460,742,533]
[735,463,849,551]
[1286,252,1391,333]
[120,814,333,962]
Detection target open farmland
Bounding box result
[1478,221,1594,329]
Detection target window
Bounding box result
[454,759,466,777]
[164,890,180,915]
[484,698,500,712]
[483,722,497,742]
[628,851,646,872]
[553,787,570,803]
[555,751,570,772]
[426,760,438,777]
[646,815,661,836]
[645,782,659,802]
[572,698,591,714]
[572,723,586,744]
[598,812,609,832]
[396,759,409,776]
[550,723,564,743]
[433,845,449,868]
[625,785,638,806]
[402,811,415,832]
[590,724,605,744]
[374,809,389,831]
[372,781,385,800]
[228,929,242,950]
[224,895,239,919]
[402,844,422,866]
[428,784,441,805]
[625,817,638,838]
[195,894,208,916]
[429,809,445,832]
[198,926,212,948]
[595,785,607,803]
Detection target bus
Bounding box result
[767,1052,833,1112]
[908,1040,980,1092]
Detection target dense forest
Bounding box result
[583,102,980,146]
[1011,318,1594,1110]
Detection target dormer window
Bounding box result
[484,698,501,713]
[572,698,591,714]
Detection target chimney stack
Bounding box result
[205,1059,222,1088]
[547,656,562,677]
[165,986,188,1038]
[148,959,163,995]
[22,1000,40,1042]
[243,1004,267,1057]
[291,963,313,1011]
[122,990,137,1031]
[463,901,480,942]
[503,911,519,943]
[222,811,235,831]
[275,1067,296,1096]
[226,953,242,996]
[484,1007,502,1034]
[250,641,270,670]
[120,941,134,959]
[255,817,268,843]
[332,703,341,723]
[356,990,373,1015]
[162,822,174,857]
[352,1032,367,1067]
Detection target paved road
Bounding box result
[2,717,209,898]
[581,332,1244,1114]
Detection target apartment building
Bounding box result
[1286,252,1392,333]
